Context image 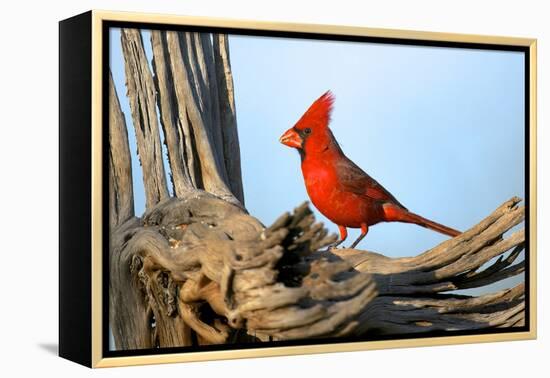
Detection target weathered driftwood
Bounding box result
[143,29,245,206]
[166,31,238,205]
[108,70,134,229]
[121,29,169,209]
[110,193,371,347]
[331,197,524,294]
[333,197,526,334]
[110,195,525,348]
[212,34,245,204]
[110,28,525,350]
[150,30,195,198]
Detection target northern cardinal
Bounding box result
[279,91,461,248]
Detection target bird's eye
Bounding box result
[304,128,312,135]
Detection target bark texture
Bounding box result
[109,28,526,350]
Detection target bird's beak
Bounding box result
[279,127,303,149]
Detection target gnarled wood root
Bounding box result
[109,194,525,349]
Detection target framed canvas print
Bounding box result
[59,10,537,368]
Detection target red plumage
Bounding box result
[279,91,461,248]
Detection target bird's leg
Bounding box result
[349,223,369,249]
[328,225,348,249]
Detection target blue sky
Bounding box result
[110,28,525,294]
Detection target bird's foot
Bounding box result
[326,239,346,250]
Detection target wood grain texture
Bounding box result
[331,197,525,294]
[121,28,169,210]
[108,71,134,228]
[110,196,525,348]
[165,31,239,206]
[213,34,245,204]
[150,30,195,197]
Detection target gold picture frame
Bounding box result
[59,10,537,368]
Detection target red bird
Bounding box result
[279,91,461,248]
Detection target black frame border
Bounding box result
[59,11,93,367]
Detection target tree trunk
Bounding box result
[109,28,526,350]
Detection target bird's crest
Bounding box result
[296,90,335,129]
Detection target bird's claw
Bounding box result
[326,239,346,250]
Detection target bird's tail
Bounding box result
[383,204,461,237]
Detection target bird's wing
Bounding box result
[335,157,407,209]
